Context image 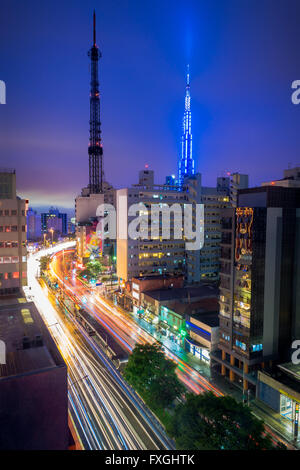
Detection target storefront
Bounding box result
[257,366,300,441]
[185,337,210,362]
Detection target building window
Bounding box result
[235,339,246,351]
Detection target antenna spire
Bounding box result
[93,10,96,46]
[178,65,194,186]
[186,64,190,86]
[88,10,103,194]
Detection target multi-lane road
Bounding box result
[49,246,295,450]
[26,243,174,450]
[50,247,223,397]
[27,243,293,450]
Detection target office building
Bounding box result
[184,174,231,284]
[213,185,300,394]
[0,169,27,296]
[41,207,67,236]
[230,172,249,207]
[27,207,41,241]
[116,169,186,281]
[262,166,300,188]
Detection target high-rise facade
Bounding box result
[41,207,67,236]
[26,207,41,241]
[230,173,249,207]
[213,185,300,393]
[117,170,186,281]
[184,175,231,284]
[0,169,27,295]
[178,65,195,187]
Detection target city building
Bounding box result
[230,172,249,207]
[262,166,300,188]
[178,65,195,187]
[27,207,41,241]
[184,174,231,284]
[185,302,220,363]
[165,175,177,186]
[68,216,76,234]
[212,185,300,396]
[41,207,67,237]
[139,284,218,324]
[256,363,300,441]
[0,169,27,296]
[131,274,184,308]
[116,169,187,281]
[0,296,68,449]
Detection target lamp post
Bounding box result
[43,233,46,247]
[49,228,54,245]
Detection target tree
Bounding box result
[167,391,275,450]
[79,259,103,282]
[124,343,184,409]
[39,255,51,275]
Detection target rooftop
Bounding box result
[163,297,219,317]
[0,295,65,378]
[189,311,219,328]
[143,284,218,302]
[132,274,184,282]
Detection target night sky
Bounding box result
[1,0,300,211]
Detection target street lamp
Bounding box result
[49,228,54,245]
[43,233,47,247]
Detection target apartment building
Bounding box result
[117,169,186,281]
[184,174,231,284]
[0,170,27,295]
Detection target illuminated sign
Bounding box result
[235,207,253,262]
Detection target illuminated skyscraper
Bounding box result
[178,65,195,186]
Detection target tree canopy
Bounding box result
[39,255,51,274]
[167,391,275,450]
[79,259,103,282]
[124,343,184,409]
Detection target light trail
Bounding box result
[46,246,292,449]
[26,243,173,450]
[50,249,223,397]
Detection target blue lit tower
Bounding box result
[88,11,103,194]
[178,65,195,186]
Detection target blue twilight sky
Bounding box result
[0,0,300,210]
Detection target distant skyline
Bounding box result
[1,0,300,208]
